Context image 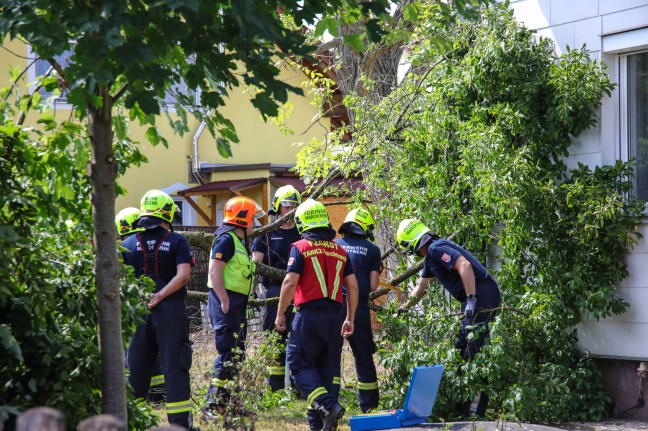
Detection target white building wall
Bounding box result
[509,0,648,360]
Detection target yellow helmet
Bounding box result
[294,199,329,234]
[396,219,430,255]
[342,208,374,232]
[115,207,145,237]
[339,208,375,239]
[140,189,179,223]
[268,185,302,216]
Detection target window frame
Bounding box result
[27,44,200,112]
[619,49,648,202]
[27,44,74,109]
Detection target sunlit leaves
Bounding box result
[0,88,155,427]
[297,3,640,423]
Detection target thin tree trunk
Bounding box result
[88,93,127,423]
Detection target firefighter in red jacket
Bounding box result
[275,199,359,431]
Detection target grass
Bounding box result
[150,309,374,430]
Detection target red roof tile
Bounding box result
[177,177,266,195]
[269,176,364,195]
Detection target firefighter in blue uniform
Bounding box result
[275,199,359,431]
[333,208,381,412]
[115,207,166,403]
[396,219,501,417]
[122,190,194,429]
[252,185,302,391]
[204,196,265,413]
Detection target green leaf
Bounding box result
[216,137,233,158]
[403,2,423,21]
[37,112,57,131]
[343,34,365,52]
[144,127,161,146]
[0,326,24,362]
[315,17,339,38]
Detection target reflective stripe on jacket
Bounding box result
[293,239,347,306]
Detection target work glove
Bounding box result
[246,306,255,320]
[465,296,477,319]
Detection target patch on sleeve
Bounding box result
[288,257,294,266]
[215,252,223,259]
[441,253,451,263]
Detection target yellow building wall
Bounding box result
[0,38,323,213]
[0,38,26,85]
[117,61,321,209]
[206,169,270,182]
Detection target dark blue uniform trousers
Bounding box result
[456,277,500,416]
[287,300,343,430]
[206,290,249,403]
[456,278,500,360]
[332,300,379,412]
[127,296,192,428]
[261,285,295,391]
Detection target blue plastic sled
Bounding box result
[349,364,444,431]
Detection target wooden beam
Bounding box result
[210,195,217,225]
[182,196,213,225]
[261,181,268,225]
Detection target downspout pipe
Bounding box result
[191,108,213,185]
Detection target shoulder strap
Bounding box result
[139,230,172,276]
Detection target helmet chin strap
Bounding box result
[243,228,250,255]
[232,226,251,254]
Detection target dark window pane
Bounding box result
[34,48,74,102]
[628,52,648,202]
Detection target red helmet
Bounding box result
[223,196,265,228]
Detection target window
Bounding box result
[626,51,648,201]
[33,48,74,103]
[172,197,197,226]
[30,45,196,109]
[163,79,193,106]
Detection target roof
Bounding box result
[177,177,266,196]
[270,176,364,195]
[197,163,296,174]
[177,175,363,197]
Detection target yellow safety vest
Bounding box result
[207,231,255,296]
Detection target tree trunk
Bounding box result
[88,94,127,423]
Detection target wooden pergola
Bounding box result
[177,177,268,226]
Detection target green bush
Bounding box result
[0,98,156,429]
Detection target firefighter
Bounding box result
[333,208,381,412]
[275,199,359,431]
[115,207,145,240]
[115,207,166,403]
[251,185,302,391]
[204,196,265,413]
[396,218,501,417]
[122,190,194,429]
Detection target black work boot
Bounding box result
[318,403,345,431]
[307,407,323,431]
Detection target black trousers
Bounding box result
[127,296,192,428]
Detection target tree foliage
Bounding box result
[0,88,156,428]
[0,0,396,421]
[298,4,644,422]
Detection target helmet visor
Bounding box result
[399,239,415,254]
[254,203,266,219]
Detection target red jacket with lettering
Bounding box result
[293,239,348,306]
